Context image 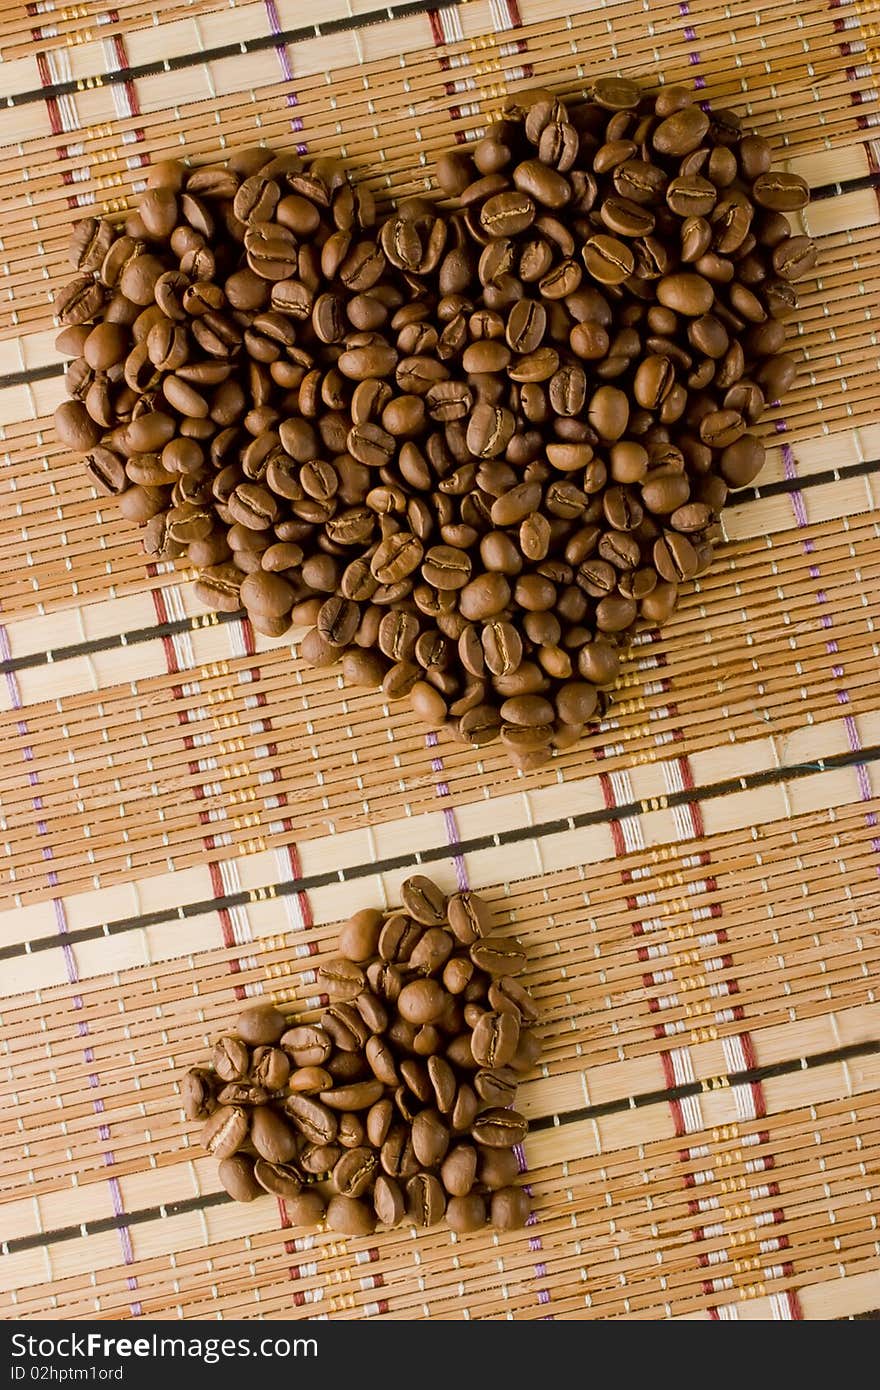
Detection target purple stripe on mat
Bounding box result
[426,732,552,1315]
[264,0,308,147]
[675,4,705,87]
[0,612,143,1314]
[425,732,469,892]
[775,433,878,869]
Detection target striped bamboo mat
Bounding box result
[1,0,879,1321]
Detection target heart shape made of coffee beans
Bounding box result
[54,77,814,770]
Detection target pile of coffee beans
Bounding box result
[182,876,538,1234]
[55,78,814,768]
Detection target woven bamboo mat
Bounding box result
[1,0,879,1322]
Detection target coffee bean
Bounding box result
[478,1147,520,1190]
[470,937,527,976]
[251,1046,290,1091]
[446,1193,488,1233]
[397,979,448,1024]
[213,1036,250,1083]
[471,1010,520,1068]
[84,446,128,495]
[55,400,103,453]
[201,1105,249,1159]
[479,191,536,238]
[401,874,448,926]
[181,1068,216,1121]
[592,76,641,110]
[373,1173,406,1226]
[471,1107,528,1147]
[654,106,711,156]
[752,171,810,211]
[582,234,635,285]
[281,1024,332,1068]
[633,354,676,409]
[218,1155,263,1202]
[406,1172,447,1226]
[657,272,715,316]
[251,1106,299,1163]
[445,892,493,946]
[491,1185,531,1229]
[253,1158,303,1198]
[284,1093,339,1145]
[69,218,116,273]
[421,545,472,591]
[772,235,818,282]
[317,958,366,1003]
[512,159,571,209]
[459,572,511,621]
[326,1194,376,1235]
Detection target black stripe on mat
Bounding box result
[7,0,456,108]
[2,741,877,964]
[740,455,880,505]
[4,1037,878,1257]
[0,608,245,677]
[0,362,64,390]
[2,453,877,680]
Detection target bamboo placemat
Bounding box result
[1,0,879,1322]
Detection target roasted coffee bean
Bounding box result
[55,400,103,453]
[582,234,635,285]
[441,1143,478,1197]
[479,191,536,238]
[772,235,818,282]
[332,1146,379,1198]
[472,1107,528,1148]
[181,1068,216,1121]
[326,1194,376,1235]
[339,910,383,959]
[471,1010,520,1068]
[201,1105,249,1159]
[281,1024,332,1067]
[373,1173,406,1226]
[218,1155,263,1203]
[215,1081,271,1107]
[251,1106,299,1163]
[411,1109,451,1167]
[447,891,495,944]
[284,1093,339,1145]
[299,1142,341,1176]
[401,874,448,926]
[752,171,809,211]
[397,979,448,1024]
[380,1125,419,1179]
[447,1193,488,1233]
[253,1158,304,1198]
[491,1185,531,1229]
[427,1054,457,1113]
[317,958,366,1002]
[653,106,711,156]
[323,1002,370,1051]
[470,937,527,976]
[320,1079,384,1110]
[84,446,128,495]
[378,913,422,963]
[288,1065,331,1095]
[213,1036,250,1082]
[69,218,116,273]
[287,1191,328,1225]
[406,1172,447,1226]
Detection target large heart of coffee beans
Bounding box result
[54,77,814,769]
